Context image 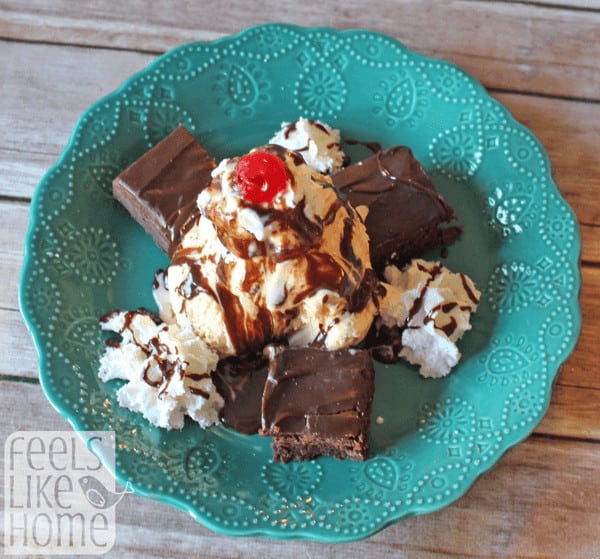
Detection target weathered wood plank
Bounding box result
[0,380,598,558]
[497,0,600,8]
[564,266,600,390]
[0,200,29,255]
[0,40,153,199]
[581,225,599,262]
[0,309,40,379]
[0,252,22,312]
[536,382,600,440]
[1,1,599,99]
[0,200,29,313]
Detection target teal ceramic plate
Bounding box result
[20,24,581,542]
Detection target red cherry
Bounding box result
[234,151,289,204]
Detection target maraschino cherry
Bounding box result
[234,151,289,204]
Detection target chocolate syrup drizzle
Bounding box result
[169,146,377,355]
[367,263,480,363]
[100,309,210,397]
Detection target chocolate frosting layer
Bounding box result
[332,146,462,271]
[112,125,215,255]
[211,354,269,435]
[261,346,374,438]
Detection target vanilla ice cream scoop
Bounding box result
[165,145,377,356]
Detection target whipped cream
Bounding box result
[378,259,480,378]
[99,309,223,429]
[269,118,346,174]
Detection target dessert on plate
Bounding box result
[99,118,480,462]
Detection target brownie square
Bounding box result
[261,346,375,462]
[112,125,215,255]
[332,146,461,272]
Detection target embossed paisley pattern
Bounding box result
[19,24,580,542]
[372,68,430,128]
[478,335,539,386]
[487,262,540,313]
[262,461,323,498]
[486,180,538,237]
[213,60,271,118]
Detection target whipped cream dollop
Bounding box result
[166,145,377,356]
[269,118,346,174]
[99,309,223,429]
[377,259,481,378]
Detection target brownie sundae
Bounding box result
[98,118,480,462]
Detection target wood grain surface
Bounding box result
[1,2,598,557]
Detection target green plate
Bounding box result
[19,24,581,542]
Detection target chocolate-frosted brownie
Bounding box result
[112,125,215,255]
[332,146,461,272]
[261,346,375,462]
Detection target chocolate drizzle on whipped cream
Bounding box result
[460,272,480,305]
[168,145,377,355]
[272,120,348,173]
[98,306,223,430]
[100,309,187,396]
[406,261,444,323]
[186,373,212,399]
[366,260,481,366]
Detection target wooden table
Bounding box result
[1,2,598,557]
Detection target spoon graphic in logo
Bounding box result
[79,476,133,509]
